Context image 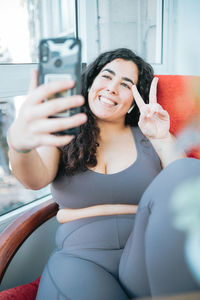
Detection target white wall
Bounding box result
[171,0,200,75]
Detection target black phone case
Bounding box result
[38,37,82,135]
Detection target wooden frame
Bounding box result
[0,199,58,283]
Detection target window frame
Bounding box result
[152,0,177,74]
[77,0,174,74]
[0,0,78,218]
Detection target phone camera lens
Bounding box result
[55,58,62,67]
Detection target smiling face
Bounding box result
[88,58,139,124]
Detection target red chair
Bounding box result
[0,75,199,299]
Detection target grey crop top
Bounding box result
[51,126,162,209]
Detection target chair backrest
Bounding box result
[156,75,200,159]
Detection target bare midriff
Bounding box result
[56,204,138,224]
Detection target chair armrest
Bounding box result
[0,198,58,283]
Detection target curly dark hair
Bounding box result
[60,48,154,176]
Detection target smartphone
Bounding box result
[38,36,82,135]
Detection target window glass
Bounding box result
[97,0,163,64]
[0,0,76,64]
[0,96,50,216]
[0,0,77,215]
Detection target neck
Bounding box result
[96,119,128,142]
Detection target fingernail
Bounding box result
[66,80,75,88]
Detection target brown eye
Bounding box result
[102,75,111,80]
[121,82,130,89]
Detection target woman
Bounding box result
[8,48,200,299]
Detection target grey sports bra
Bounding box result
[51,126,162,209]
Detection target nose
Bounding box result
[106,80,119,94]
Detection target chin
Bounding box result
[91,108,112,119]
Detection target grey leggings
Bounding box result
[36,158,200,300]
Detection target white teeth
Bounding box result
[99,96,116,106]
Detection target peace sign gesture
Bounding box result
[132,77,170,139]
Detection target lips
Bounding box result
[98,95,117,106]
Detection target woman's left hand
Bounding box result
[132,77,170,139]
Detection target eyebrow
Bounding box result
[101,68,134,85]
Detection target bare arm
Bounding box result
[7,71,87,190]
[132,78,185,168]
[8,145,60,190]
[149,133,186,168]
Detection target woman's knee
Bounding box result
[139,158,200,208]
[155,158,200,188]
[162,157,200,176]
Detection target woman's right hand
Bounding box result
[8,70,87,151]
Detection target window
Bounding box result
[0,0,77,216]
[0,0,76,64]
[0,96,51,216]
[97,0,163,64]
[79,0,164,66]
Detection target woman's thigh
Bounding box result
[119,158,200,298]
[36,250,129,300]
[37,215,135,300]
